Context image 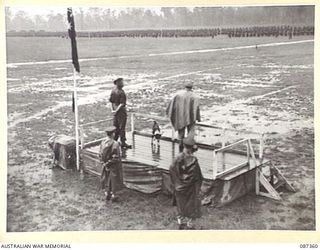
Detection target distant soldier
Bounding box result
[100,126,124,202]
[170,137,203,230]
[166,82,201,152]
[109,78,131,149]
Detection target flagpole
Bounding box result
[68,7,81,172]
[73,67,80,171]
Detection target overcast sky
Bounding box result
[8,6,164,16]
[9,6,67,15]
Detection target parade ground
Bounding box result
[6,35,314,231]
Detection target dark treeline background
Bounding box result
[5,6,314,32]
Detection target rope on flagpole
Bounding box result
[73,67,80,172]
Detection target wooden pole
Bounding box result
[79,126,84,149]
[246,139,250,166]
[259,133,265,160]
[255,168,260,195]
[222,128,226,171]
[212,150,218,180]
[73,68,80,171]
[171,126,175,142]
[131,113,135,133]
[248,139,257,168]
[222,128,226,147]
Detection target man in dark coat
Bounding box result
[100,126,124,202]
[166,82,201,152]
[109,78,131,148]
[169,136,203,230]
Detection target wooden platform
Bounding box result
[83,132,267,180]
[53,112,295,206]
[77,129,295,205]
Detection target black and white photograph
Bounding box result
[4,4,315,232]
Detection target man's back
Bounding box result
[109,87,127,114]
[167,89,200,131]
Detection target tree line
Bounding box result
[5,6,314,32]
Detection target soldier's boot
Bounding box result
[121,141,132,149]
[110,194,120,202]
[179,142,184,153]
[105,191,112,201]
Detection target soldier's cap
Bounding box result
[105,126,116,133]
[185,82,193,89]
[113,78,123,85]
[183,137,196,146]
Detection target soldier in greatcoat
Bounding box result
[100,126,124,202]
[170,137,203,229]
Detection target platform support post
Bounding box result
[255,168,260,195]
[221,129,226,170]
[79,126,84,149]
[222,128,226,147]
[73,68,80,172]
[246,139,250,167]
[221,152,226,171]
[248,139,257,169]
[259,133,265,160]
[212,150,218,180]
[131,113,135,133]
[171,126,175,142]
[194,125,198,141]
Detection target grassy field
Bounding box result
[6,35,314,231]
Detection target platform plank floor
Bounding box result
[84,133,268,180]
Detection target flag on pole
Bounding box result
[67,8,80,73]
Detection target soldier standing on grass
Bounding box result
[109,78,131,149]
[169,137,203,230]
[166,82,201,152]
[100,126,124,202]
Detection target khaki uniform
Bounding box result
[99,138,124,194]
[109,87,127,144]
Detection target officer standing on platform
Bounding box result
[109,78,131,149]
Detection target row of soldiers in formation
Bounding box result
[79,25,314,38]
[8,25,314,39]
[222,25,314,38]
[100,78,201,230]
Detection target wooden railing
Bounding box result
[79,118,113,149]
[212,138,257,180]
[131,112,265,159]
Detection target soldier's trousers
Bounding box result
[113,112,127,144]
[178,123,195,152]
[177,122,195,140]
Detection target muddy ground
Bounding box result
[6,36,314,231]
